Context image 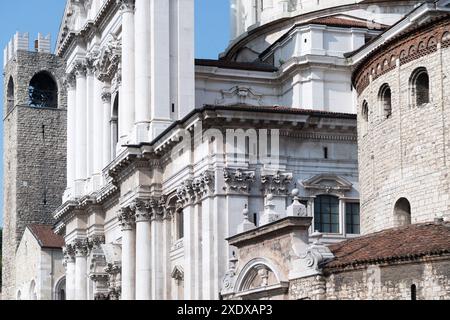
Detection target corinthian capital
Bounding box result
[131,199,152,223]
[74,239,89,257]
[73,61,87,78]
[117,206,135,231]
[101,90,112,103]
[64,72,76,90]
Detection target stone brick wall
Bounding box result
[289,275,326,300]
[289,258,450,300]
[1,49,67,299]
[357,21,450,234]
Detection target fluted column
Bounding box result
[150,200,164,300]
[101,87,112,168]
[118,207,136,300]
[92,76,104,187]
[134,0,151,143]
[119,0,135,143]
[64,245,76,300]
[74,62,87,196]
[134,200,152,300]
[86,65,95,184]
[65,73,76,196]
[74,240,88,300]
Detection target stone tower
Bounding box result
[1,32,67,299]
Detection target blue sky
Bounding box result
[0,0,230,226]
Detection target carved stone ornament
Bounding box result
[177,171,215,205]
[117,206,135,231]
[223,168,256,193]
[221,255,238,295]
[261,171,293,195]
[171,265,184,282]
[94,35,122,82]
[216,86,264,106]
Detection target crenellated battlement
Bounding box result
[3,32,51,68]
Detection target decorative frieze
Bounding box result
[223,168,256,193]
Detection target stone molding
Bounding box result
[355,17,450,94]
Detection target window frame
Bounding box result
[345,201,361,235]
[313,195,341,234]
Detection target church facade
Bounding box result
[4,0,450,301]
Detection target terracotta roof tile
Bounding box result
[28,224,65,249]
[325,222,450,270]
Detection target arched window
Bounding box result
[29,71,58,108]
[361,100,369,136]
[55,277,66,300]
[410,68,429,106]
[111,94,119,159]
[17,290,22,300]
[314,195,340,233]
[7,76,15,112]
[362,100,369,122]
[394,198,411,227]
[29,280,37,300]
[379,84,392,119]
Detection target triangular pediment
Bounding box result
[302,174,353,192]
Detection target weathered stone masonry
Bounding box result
[1,49,67,300]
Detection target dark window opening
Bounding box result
[362,100,369,122]
[7,76,15,112]
[379,84,392,119]
[111,94,119,159]
[29,71,58,108]
[411,284,417,301]
[346,203,360,234]
[394,197,411,227]
[314,195,340,234]
[323,147,329,159]
[253,213,259,227]
[177,210,184,240]
[411,68,430,106]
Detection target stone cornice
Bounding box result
[353,15,450,94]
[57,0,119,57]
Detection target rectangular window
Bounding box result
[314,195,340,234]
[346,203,361,234]
[177,210,184,240]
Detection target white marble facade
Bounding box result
[53,0,418,300]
